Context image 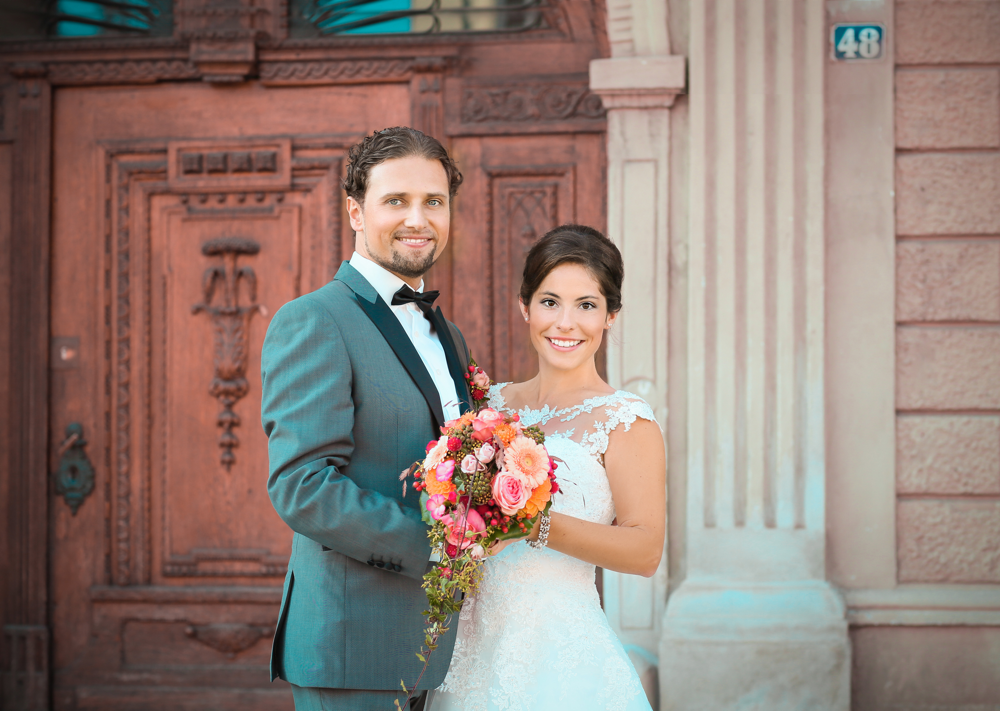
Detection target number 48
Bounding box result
[837,27,881,59]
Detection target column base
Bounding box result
[659,580,850,710]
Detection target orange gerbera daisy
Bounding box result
[522,477,552,519]
[493,423,517,447]
[423,468,457,496]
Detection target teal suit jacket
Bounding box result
[261,262,469,690]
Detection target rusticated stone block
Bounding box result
[896,240,1000,322]
[896,69,1000,149]
[897,327,1000,410]
[896,154,1000,235]
[898,499,1000,582]
[897,2,1000,65]
[897,415,1000,494]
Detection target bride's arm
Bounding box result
[529,419,666,577]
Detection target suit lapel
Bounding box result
[336,263,446,428]
[429,307,472,415]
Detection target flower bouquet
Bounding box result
[395,361,559,706]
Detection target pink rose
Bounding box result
[471,408,504,442]
[492,470,530,515]
[460,453,479,474]
[435,459,455,482]
[472,370,490,390]
[443,505,486,550]
[476,442,496,464]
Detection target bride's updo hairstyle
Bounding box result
[519,224,624,315]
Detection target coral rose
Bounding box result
[504,436,550,488]
[471,408,504,442]
[472,370,490,390]
[522,477,552,519]
[443,504,486,550]
[492,471,530,515]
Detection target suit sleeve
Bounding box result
[261,296,431,581]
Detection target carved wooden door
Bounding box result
[44,66,605,711]
[47,82,406,710]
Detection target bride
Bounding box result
[428,224,666,711]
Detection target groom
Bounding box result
[261,127,471,709]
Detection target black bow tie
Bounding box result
[391,285,440,320]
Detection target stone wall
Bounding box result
[894,0,1000,586]
[848,2,1000,709]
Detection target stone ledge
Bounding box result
[845,584,1000,626]
[589,55,686,108]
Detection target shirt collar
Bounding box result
[349,251,424,307]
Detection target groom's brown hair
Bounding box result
[343,127,463,205]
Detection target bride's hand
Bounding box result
[486,516,542,556]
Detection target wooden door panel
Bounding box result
[49,82,408,708]
[448,134,605,384]
[154,191,300,580]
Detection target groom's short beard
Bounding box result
[366,233,439,279]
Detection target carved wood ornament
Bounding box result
[192,237,261,470]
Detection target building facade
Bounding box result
[1,0,997,709]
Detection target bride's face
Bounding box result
[519,262,617,371]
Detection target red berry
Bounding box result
[447,437,462,452]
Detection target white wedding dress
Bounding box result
[428,383,657,711]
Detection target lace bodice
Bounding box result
[430,385,658,711]
[488,382,658,459]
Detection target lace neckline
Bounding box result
[488,382,637,427]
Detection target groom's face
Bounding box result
[347,155,451,287]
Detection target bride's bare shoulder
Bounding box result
[493,380,529,409]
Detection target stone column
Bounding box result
[589,1,685,706]
[658,0,849,708]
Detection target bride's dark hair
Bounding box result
[519,224,624,314]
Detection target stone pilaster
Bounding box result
[590,2,685,705]
[659,0,849,707]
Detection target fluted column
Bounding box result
[590,2,684,706]
[659,1,849,708]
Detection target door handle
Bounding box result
[54,423,95,515]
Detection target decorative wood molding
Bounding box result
[484,164,574,381]
[46,60,200,86]
[1,625,49,710]
[184,623,269,657]
[463,85,605,123]
[3,68,52,710]
[259,58,416,85]
[109,156,169,586]
[167,138,292,192]
[192,237,262,471]
[447,80,606,136]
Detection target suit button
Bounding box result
[393,564,402,572]
[367,559,375,566]
[375,561,385,569]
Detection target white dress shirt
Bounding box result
[349,252,461,423]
